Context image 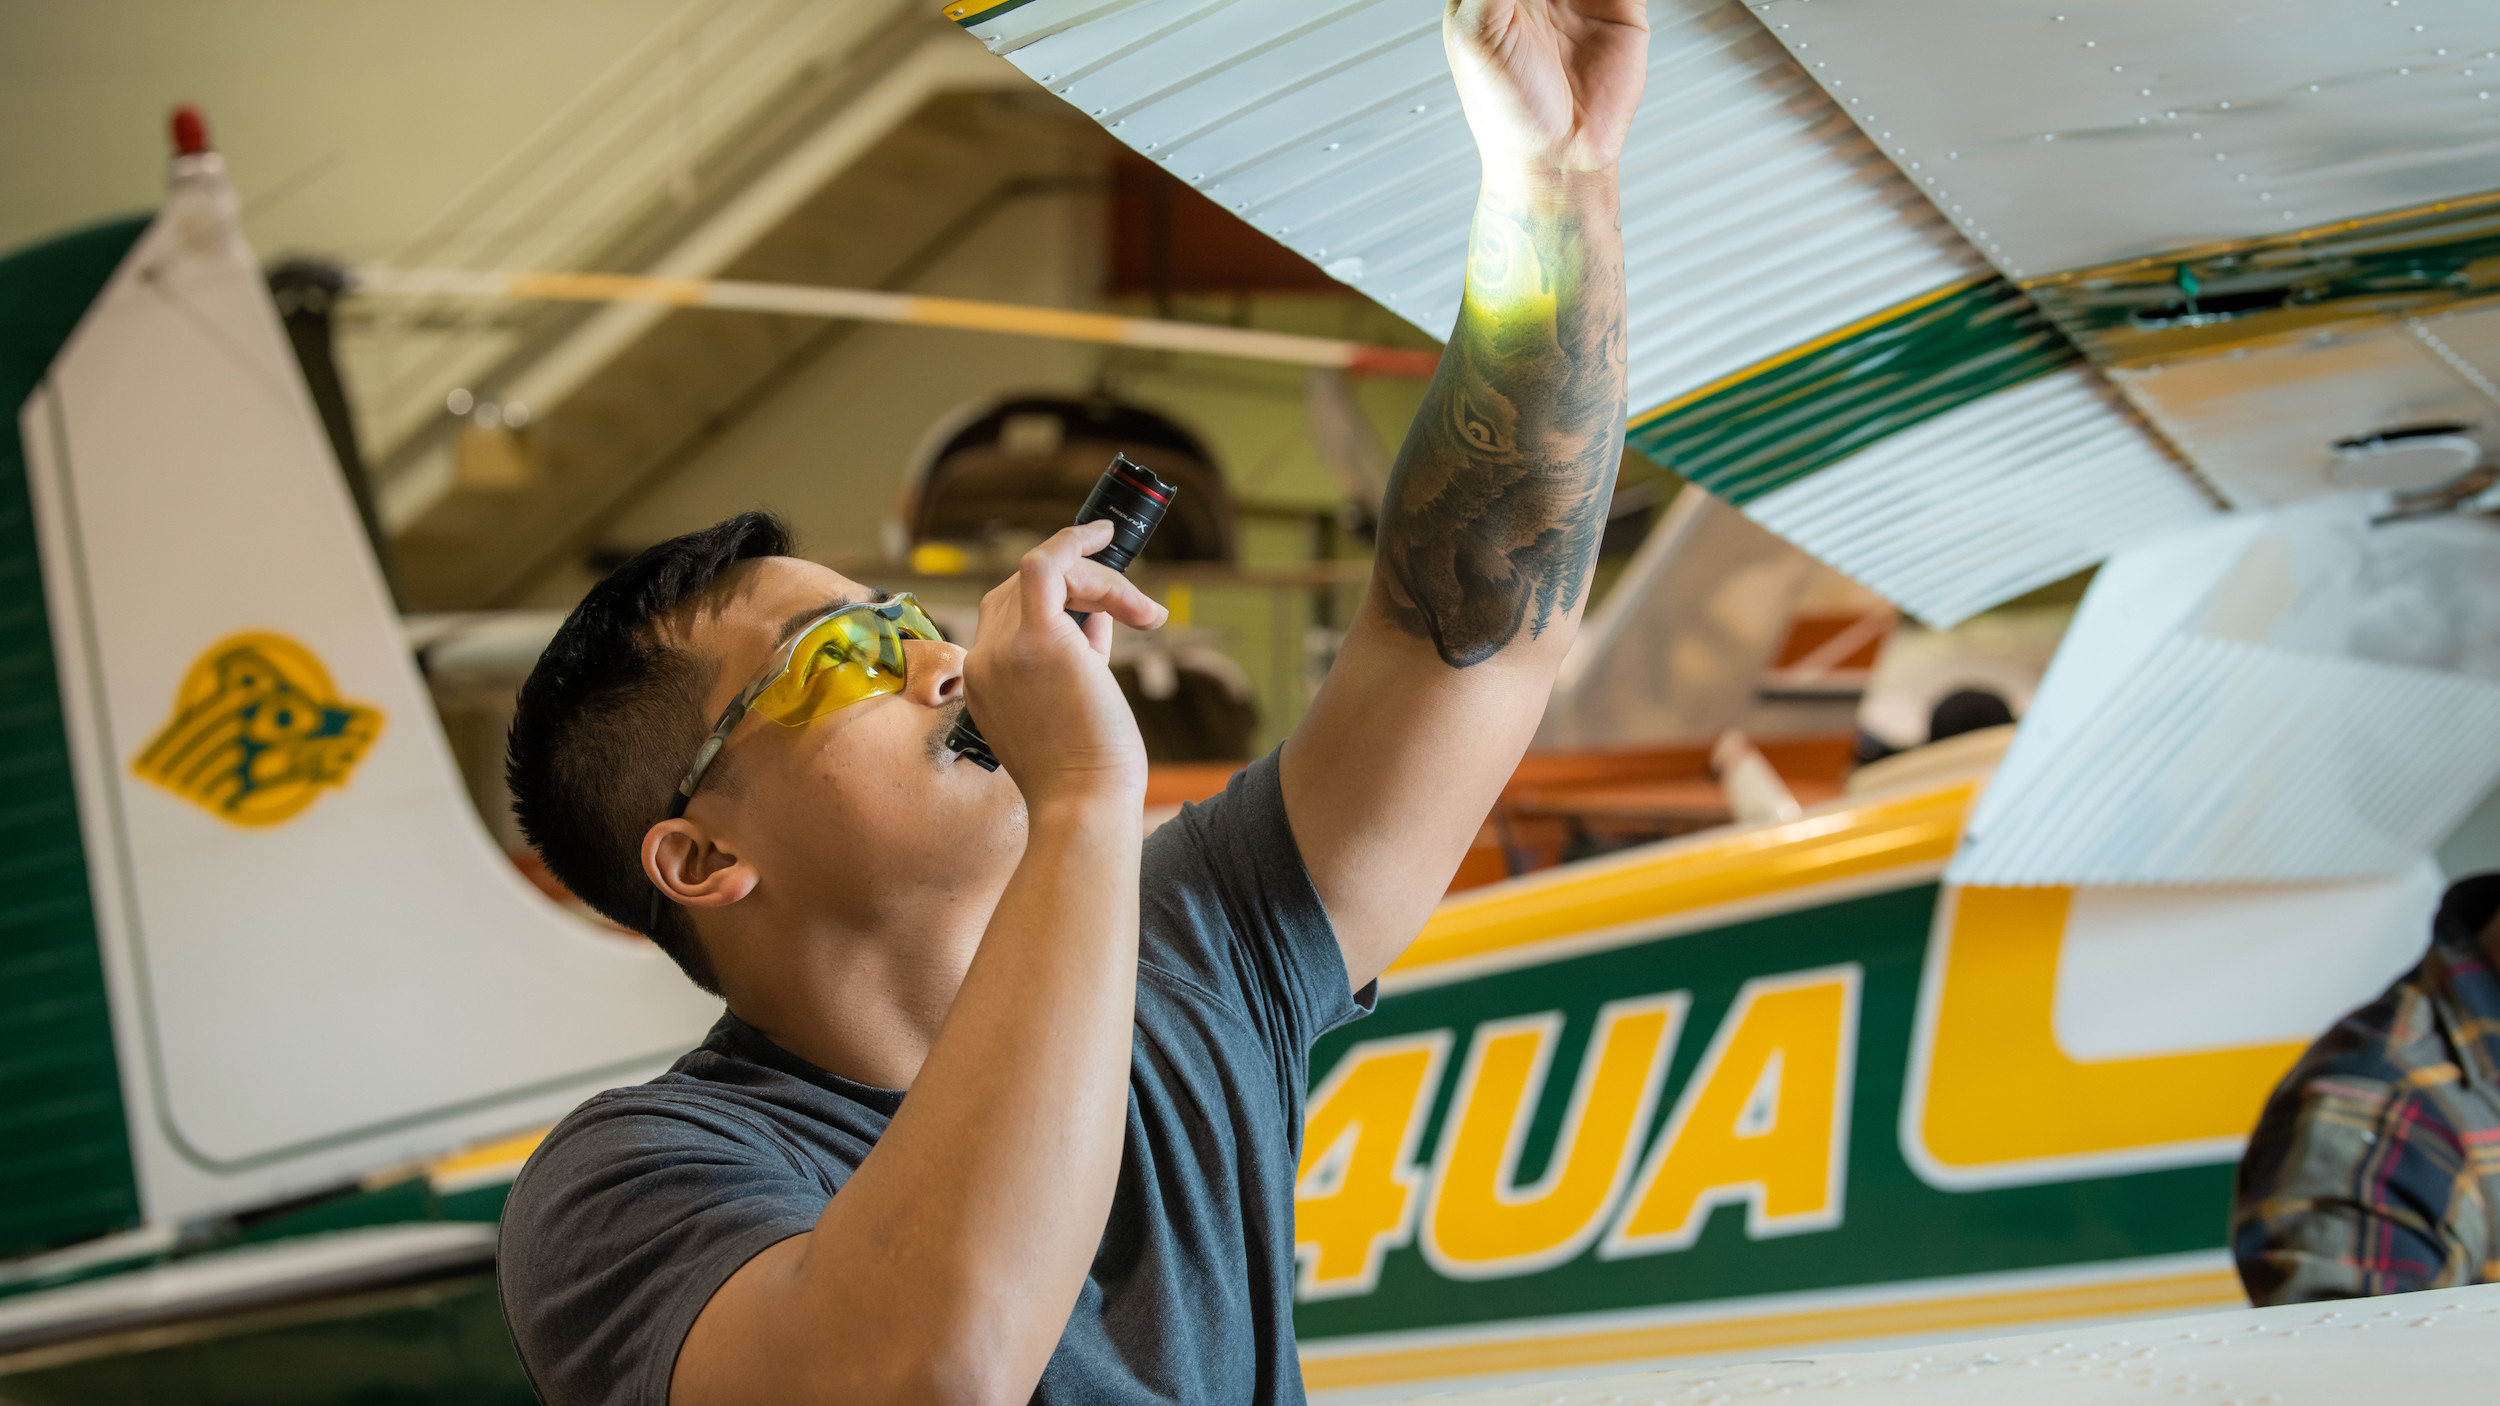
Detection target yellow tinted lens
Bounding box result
[752,612,907,726]
[889,598,942,644]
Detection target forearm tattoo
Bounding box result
[1374,185,1628,668]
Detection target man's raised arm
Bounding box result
[1281,0,1648,990]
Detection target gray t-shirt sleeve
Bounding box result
[498,1097,835,1406]
[1137,748,1373,1060]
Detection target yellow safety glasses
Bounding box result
[651,594,944,931]
[662,594,943,823]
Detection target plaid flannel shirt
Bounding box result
[2232,873,2500,1305]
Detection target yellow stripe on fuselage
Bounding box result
[1389,784,1972,982]
[427,1128,549,1189]
[1298,1261,2244,1390]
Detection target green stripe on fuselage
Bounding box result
[0,215,152,1260]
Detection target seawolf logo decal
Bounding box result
[133,633,382,825]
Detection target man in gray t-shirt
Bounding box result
[502,756,1367,1403]
[496,4,1648,1401]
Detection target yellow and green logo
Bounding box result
[133,632,383,826]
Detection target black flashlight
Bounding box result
[944,454,1177,771]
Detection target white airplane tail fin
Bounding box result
[13,140,716,1239]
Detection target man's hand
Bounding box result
[964,519,1167,805]
[1444,0,1649,178]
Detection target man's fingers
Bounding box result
[1058,558,1169,630]
[1038,519,1116,565]
[1017,523,1166,634]
[1017,520,1118,623]
[975,572,1023,648]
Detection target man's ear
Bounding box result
[643,818,760,911]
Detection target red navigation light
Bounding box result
[170,104,211,157]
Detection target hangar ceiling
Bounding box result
[346,9,1082,609]
[382,84,1094,608]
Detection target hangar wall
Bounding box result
[0,0,687,258]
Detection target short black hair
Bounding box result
[506,512,794,993]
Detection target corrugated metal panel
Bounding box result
[966,0,1988,418]
[1953,501,2500,886]
[1951,634,2500,886]
[1744,368,2214,628]
[1628,276,2076,505]
[0,219,146,1258]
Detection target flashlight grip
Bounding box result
[1066,454,1175,625]
[945,454,1178,771]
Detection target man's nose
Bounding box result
[903,638,966,706]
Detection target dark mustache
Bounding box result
[927,698,970,769]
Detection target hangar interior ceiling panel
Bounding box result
[961,0,2217,627]
[1745,366,2213,627]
